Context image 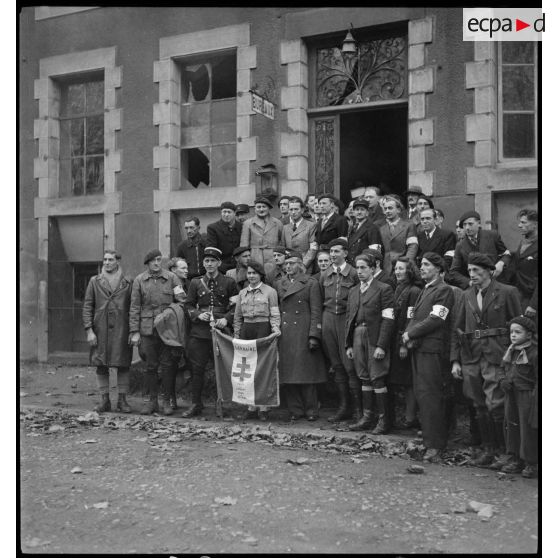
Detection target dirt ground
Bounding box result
[19,363,539,554]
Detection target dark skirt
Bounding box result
[239,321,271,340]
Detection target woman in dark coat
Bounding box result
[276,251,327,420]
[82,250,133,413]
[388,256,423,428]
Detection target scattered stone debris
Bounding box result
[407,465,425,475]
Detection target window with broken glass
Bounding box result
[179,51,237,189]
[59,77,104,196]
[498,42,538,160]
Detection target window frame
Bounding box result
[497,42,538,163]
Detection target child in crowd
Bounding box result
[498,316,538,478]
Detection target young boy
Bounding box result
[498,316,538,478]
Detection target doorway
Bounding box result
[340,106,407,208]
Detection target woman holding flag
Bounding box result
[233,260,281,421]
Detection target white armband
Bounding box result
[407,306,414,319]
[406,236,418,245]
[381,308,395,319]
[430,305,449,320]
[173,285,185,295]
[444,250,455,258]
[502,250,511,257]
[369,244,382,251]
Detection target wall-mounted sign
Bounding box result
[250,91,275,120]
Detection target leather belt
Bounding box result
[463,327,508,339]
[243,317,270,323]
[198,306,227,313]
[356,322,368,327]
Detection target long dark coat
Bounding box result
[82,273,133,367]
[276,275,327,384]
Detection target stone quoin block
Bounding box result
[157,123,180,147]
[158,79,180,104]
[474,41,496,62]
[287,108,308,134]
[409,119,434,146]
[237,69,251,92]
[237,136,257,162]
[153,102,181,126]
[280,40,308,65]
[409,67,434,94]
[237,115,251,139]
[280,132,308,158]
[474,87,496,114]
[280,180,308,199]
[287,62,308,88]
[409,17,433,45]
[287,156,308,181]
[408,94,426,120]
[105,66,122,89]
[153,145,180,170]
[237,93,254,116]
[408,146,426,172]
[408,44,425,70]
[465,113,495,142]
[237,161,251,185]
[474,140,497,167]
[157,167,180,192]
[237,46,257,70]
[281,86,308,110]
[465,60,495,90]
[408,171,434,196]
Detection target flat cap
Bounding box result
[235,203,250,214]
[328,238,349,250]
[317,193,335,202]
[467,252,495,270]
[144,249,162,265]
[509,315,536,334]
[203,247,223,260]
[352,197,370,210]
[254,196,273,208]
[233,245,251,257]
[421,251,446,272]
[459,210,481,227]
[221,201,236,211]
[273,246,287,255]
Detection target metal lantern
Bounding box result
[255,164,279,198]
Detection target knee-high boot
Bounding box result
[328,382,351,422]
[349,389,373,431]
[182,371,204,417]
[371,392,390,434]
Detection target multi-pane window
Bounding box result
[179,51,236,189]
[59,77,104,196]
[498,42,537,160]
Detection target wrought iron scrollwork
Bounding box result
[314,119,335,194]
[316,36,407,107]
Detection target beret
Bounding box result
[235,203,250,214]
[221,201,236,211]
[317,193,335,202]
[272,246,287,255]
[459,210,481,228]
[246,259,266,277]
[328,238,349,250]
[254,196,273,208]
[509,315,536,334]
[233,245,251,257]
[203,247,222,260]
[421,251,446,272]
[467,252,495,270]
[285,250,303,261]
[352,197,370,210]
[144,249,162,265]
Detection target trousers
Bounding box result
[462,357,505,421]
[140,333,181,398]
[322,312,359,388]
[283,384,318,418]
[504,386,538,464]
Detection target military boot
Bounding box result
[94,393,111,413]
[115,393,131,413]
[349,388,363,422]
[161,398,174,416]
[140,396,159,415]
[371,392,390,435]
[328,382,351,422]
[349,390,374,431]
[182,372,204,418]
[470,413,495,467]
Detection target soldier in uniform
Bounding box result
[346,251,396,433]
[318,238,360,423]
[402,252,455,462]
[183,247,238,418]
[129,249,187,415]
[206,201,243,273]
[266,246,288,288]
[450,252,522,468]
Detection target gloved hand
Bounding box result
[308,337,320,351]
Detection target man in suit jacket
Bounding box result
[281,196,318,270]
[240,197,283,278]
[315,193,349,249]
[363,186,386,228]
[417,208,456,267]
[278,195,291,225]
[448,211,511,290]
[450,253,522,469]
[509,209,538,317]
[206,201,243,273]
[378,196,419,275]
[402,252,455,462]
[346,197,383,266]
[345,251,395,434]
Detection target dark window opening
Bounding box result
[181,148,210,188]
[73,262,101,304]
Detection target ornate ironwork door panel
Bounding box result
[309,115,340,197]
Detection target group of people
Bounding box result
[82,185,538,476]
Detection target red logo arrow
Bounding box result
[516,18,530,31]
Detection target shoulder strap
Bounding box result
[465,294,483,326]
